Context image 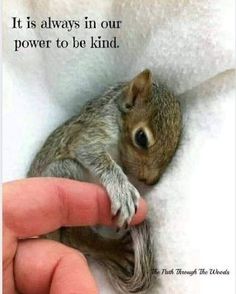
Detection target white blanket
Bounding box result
[3,0,235,293]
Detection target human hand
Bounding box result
[3,177,147,294]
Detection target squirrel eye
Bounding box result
[135,129,148,149]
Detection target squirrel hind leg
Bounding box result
[99,231,135,279]
[67,224,155,294]
[61,226,136,278]
[72,222,155,294]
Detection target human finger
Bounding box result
[14,238,98,294]
[3,178,147,238]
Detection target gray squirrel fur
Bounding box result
[27,69,182,293]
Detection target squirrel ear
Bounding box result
[122,69,152,112]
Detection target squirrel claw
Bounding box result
[112,208,121,220]
[116,227,121,233]
[116,221,129,233]
[124,221,129,230]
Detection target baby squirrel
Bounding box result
[27,69,182,293]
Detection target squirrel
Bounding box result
[27,69,182,293]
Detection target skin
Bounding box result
[3,177,147,294]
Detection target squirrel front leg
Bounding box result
[76,149,140,228]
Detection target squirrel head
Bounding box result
[119,69,182,185]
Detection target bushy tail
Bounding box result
[101,220,156,293]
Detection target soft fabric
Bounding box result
[3,0,235,293]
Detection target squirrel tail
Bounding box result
[103,220,156,293]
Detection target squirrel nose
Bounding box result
[139,177,149,184]
[139,177,158,185]
[146,178,158,185]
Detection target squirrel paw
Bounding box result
[108,181,140,228]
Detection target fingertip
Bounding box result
[131,197,148,225]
